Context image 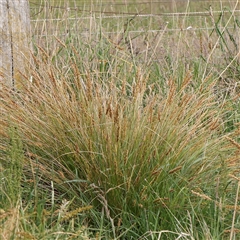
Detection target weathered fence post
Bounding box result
[0,0,31,89]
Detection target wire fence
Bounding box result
[29,0,240,32]
[29,0,240,17]
[28,0,240,65]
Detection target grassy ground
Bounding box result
[1,0,240,239]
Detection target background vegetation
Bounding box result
[1,0,240,239]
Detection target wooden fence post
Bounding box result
[0,0,31,89]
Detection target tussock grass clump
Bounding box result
[0,43,237,238]
[1,1,240,237]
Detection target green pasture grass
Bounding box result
[1,0,240,239]
[29,0,240,13]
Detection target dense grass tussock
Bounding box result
[0,41,240,239]
[1,1,240,238]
